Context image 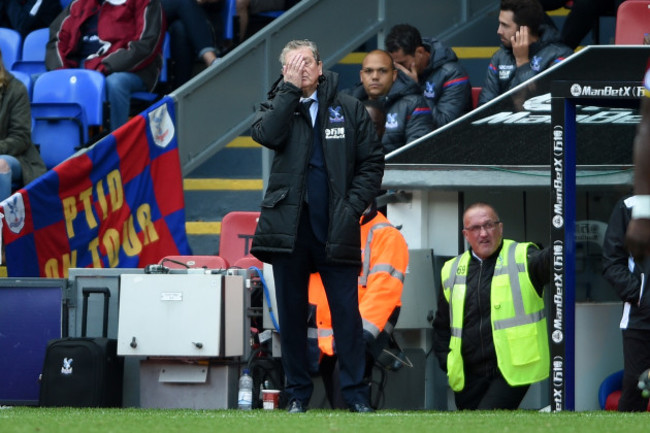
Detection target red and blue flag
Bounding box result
[0,96,191,277]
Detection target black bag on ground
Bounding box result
[249,354,286,409]
[39,288,123,407]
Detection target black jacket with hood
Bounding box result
[250,70,385,266]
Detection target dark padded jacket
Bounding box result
[345,70,434,154]
[433,241,551,375]
[478,24,574,106]
[602,195,650,331]
[250,71,385,266]
[417,37,472,129]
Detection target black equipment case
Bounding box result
[39,287,123,407]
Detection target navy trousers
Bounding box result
[271,208,369,408]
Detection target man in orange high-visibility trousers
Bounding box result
[308,201,409,409]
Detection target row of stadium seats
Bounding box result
[0,27,171,169]
[0,27,171,99]
[0,0,646,172]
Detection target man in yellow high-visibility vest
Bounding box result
[433,202,551,410]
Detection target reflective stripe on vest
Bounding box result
[318,328,333,338]
[492,244,545,331]
[317,317,391,342]
[383,320,394,336]
[444,256,464,339]
[307,326,319,339]
[441,252,469,392]
[362,318,381,338]
[359,223,405,286]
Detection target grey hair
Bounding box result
[279,39,321,65]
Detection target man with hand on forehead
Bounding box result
[250,39,384,414]
[384,23,472,129]
[433,202,552,409]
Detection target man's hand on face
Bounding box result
[394,60,418,84]
[283,51,306,89]
[512,25,531,68]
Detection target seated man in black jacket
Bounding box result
[478,0,573,106]
[345,50,433,154]
[385,24,472,129]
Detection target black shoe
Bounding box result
[349,402,374,413]
[287,400,307,413]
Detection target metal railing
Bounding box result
[170,0,495,176]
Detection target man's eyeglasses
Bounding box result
[361,67,392,76]
[464,221,501,234]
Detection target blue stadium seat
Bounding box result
[598,370,623,410]
[32,69,106,128]
[223,0,236,40]
[11,71,32,99]
[31,69,107,168]
[11,28,48,77]
[0,27,22,70]
[31,103,87,169]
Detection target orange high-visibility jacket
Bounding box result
[308,211,409,356]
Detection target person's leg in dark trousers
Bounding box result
[319,354,347,409]
[476,374,529,410]
[319,255,369,407]
[273,208,368,408]
[454,372,491,410]
[162,0,215,56]
[161,0,217,88]
[560,0,616,49]
[271,211,317,407]
[166,19,194,89]
[455,369,529,410]
[618,328,650,412]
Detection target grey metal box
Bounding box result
[139,360,238,409]
[396,249,437,329]
[222,274,245,357]
[117,274,223,357]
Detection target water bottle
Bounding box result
[238,368,253,410]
